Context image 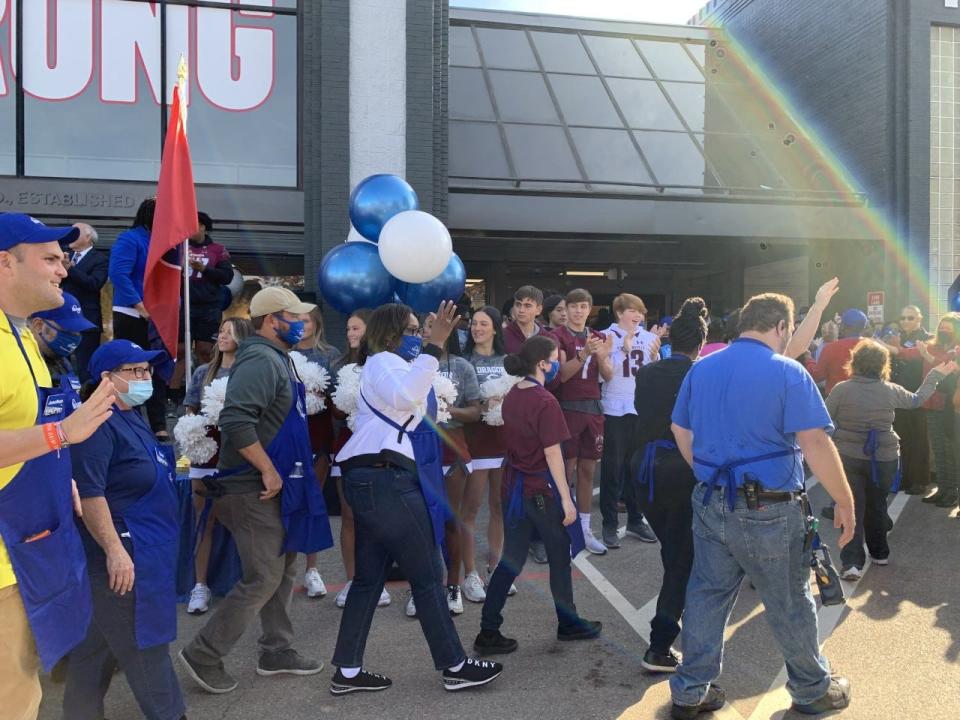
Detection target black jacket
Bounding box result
[61,248,109,330]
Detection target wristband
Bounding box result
[41,423,62,451]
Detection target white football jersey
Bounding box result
[600,323,658,416]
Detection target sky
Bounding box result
[449,0,709,25]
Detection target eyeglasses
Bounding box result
[116,366,152,379]
[403,325,421,336]
[900,316,917,321]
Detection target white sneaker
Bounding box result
[304,568,327,598]
[462,572,486,603]
[584,529,608,556]
[840,566,863,581]
[405,593,417,618]
[378,588,392,607]
[447,585,464,615]
[870,555,889,566]
[187,583,211,614]
[335,580,352,608]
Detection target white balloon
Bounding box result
[226,268,244,297]
[378,210,453,283]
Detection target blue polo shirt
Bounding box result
[672,337,832,492]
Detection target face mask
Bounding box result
[44,322,81,357]
[116,378,153,407]
[542,359,560,383]
[274,315,305,346]
[395,334,422,362]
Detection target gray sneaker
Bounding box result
[256,649,324,677]
[625,517,658,543]
[790,676,851,715]
[602,527,621,549]
[178,649,238,694]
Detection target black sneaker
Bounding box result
[529,541,548,564]
[178,649,238,694]
[671,685,726,719]
[642,648,680,673]
[934,488,959,508]
[473,630,519,656]
[625,517,658,543]
[441,658,503,691]
[557,618,602,641]
[790,676,851,715]
[922,488,944,504]
[601,528,621,549]
[256,649,324,676]
[330,668,392,695]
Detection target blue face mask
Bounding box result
[273,314,305,346]
[542,359,560,383]
[395,334,422,362]
[116,378,154,407]
[43,321,81,358]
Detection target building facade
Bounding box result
[695,0,960,324]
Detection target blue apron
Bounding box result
[205,357,333,556]
[504,465,586,559]
[360,388,451,546]
[694,448,800,510]
[502,376,585,558]
[111,411,180,649]
[862,430,902,493]
[0,320,91,671]
[636,439,678,503]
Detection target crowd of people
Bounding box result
[2,206,959,720]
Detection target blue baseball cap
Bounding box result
[31,292,95,332]
[840,309,869,330]
[88,340,163,380]
[0,213,79,252]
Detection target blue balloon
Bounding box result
[349,174,419,242]
[396,253,466,313]
[318,242,397,314]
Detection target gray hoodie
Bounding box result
[217,335,294,484]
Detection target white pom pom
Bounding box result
[480,374,519,426]
[173,414,218,464]
[332,363,362,430]
[290,352,330,415]
[200,377,228,424]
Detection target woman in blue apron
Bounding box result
[825,338,956,580]
[331,302,502,695]
[631,298,708,674]
[475,335,601,657]
[63,340,186,720]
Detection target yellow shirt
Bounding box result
[0,313,52,589]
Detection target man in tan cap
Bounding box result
[179,286,324,693]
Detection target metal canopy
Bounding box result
[448,9,868,242]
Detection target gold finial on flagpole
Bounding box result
[177,55,188,127]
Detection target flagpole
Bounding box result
[178,57,194,397]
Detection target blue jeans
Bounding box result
[63,570,185,720]
[670,484,831,707]
[332,466,465,670]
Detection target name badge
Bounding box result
[43,395,66,417]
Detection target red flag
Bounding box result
[143,83,197,358]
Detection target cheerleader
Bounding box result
[183,317,253,614]
[474,335,601,655]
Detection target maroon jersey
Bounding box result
[553,325,605,402]
[503,321,552,354]
[502,383,570,497]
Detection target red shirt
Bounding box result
[809,337,860,394]
[503,321,550,354]
[553,325,604,402]
[501,383,570,497]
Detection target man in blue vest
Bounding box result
[667,293,855,719]
[0,213,116,720]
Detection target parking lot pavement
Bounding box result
[39,481,959,719]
